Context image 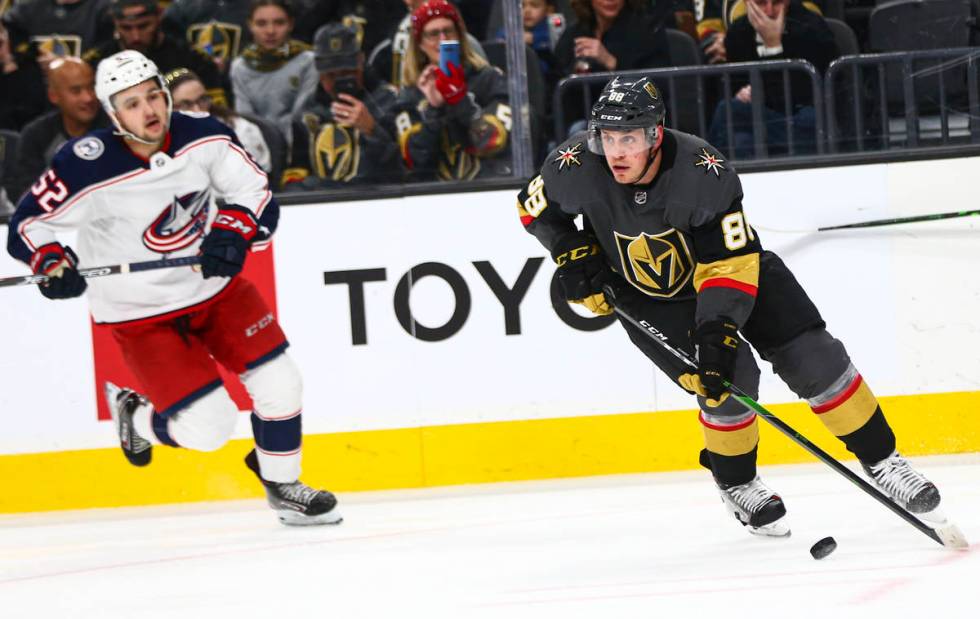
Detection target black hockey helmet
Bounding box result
[587,76,667,155]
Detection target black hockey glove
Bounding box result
[199,205,258,279]
[552,233,612,316]
[31,243,87,300]
[688,318,741,402]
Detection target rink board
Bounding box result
[1,156,979,512]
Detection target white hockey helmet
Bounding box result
[95,50,172,142]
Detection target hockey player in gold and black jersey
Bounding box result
[518,76,946,537]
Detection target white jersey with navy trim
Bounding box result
[7,112,279,324]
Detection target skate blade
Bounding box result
[935,522,969,550]
[917,509,969,550]
[747,521,792,538]
[276,508,344,527]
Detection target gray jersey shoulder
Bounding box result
[539,133,610,214]
[662,130,743,230]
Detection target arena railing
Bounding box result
[552,60,826,161]
[824,47,980,153]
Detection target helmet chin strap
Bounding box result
[632,143,661,185]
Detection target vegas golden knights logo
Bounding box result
[31,35,81,58]
[188,22,243,65]
[341,15,367,48]
[305,115,360,182]
[437,130,480,181]
[614,229,695,297]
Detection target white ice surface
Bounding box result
[1,454,978,619]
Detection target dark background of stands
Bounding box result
[2,0,980,222]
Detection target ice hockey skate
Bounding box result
[104,381,152,467]
[244,449,342,526]
[718,476,790,538]
[862,451,940,514]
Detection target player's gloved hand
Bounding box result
[199,205,258,279]
[686,318,740,403]
[30,242,87,300]
[434,62,468,106]
[552,233,612,316]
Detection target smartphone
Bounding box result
[439,40,460,76]
[333,76,360,99]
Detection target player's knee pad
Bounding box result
[765,328,851,400]
[240,352,302,420]
[168,389,239,452]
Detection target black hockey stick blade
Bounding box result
[0,255,200,289]
[604,289,966,549]
[818,209,980,232]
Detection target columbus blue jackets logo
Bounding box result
[614,229,695,298]
[143,191,211,253]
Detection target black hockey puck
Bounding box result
[809,536,837,560]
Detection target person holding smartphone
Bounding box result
[393,0,512,182]
[282,22,403,189]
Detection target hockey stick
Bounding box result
[0,255,200,289]
[754,209,980,235]
[817,208,980,232]
[604,289,968,549]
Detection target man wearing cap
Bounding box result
[282,22,402,189]
[83,0,228,105]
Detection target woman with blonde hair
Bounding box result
[393,0,512,181]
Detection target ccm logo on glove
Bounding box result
[212,211,257,240]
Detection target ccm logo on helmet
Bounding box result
[600,114,623,120]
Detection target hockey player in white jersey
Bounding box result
[7,50,341,526]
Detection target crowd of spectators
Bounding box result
[0,0,968,212]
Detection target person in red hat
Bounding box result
[392,0,512,181]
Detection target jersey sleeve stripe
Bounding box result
[227,140,267,179]
[174,135,231,157]
[176,136,272,217]
[693,252,759,295]
[698,277,758,297]
[17,167,150,254]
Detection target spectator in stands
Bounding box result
[393,0,511,181]
[84,0,228,106]
[165,67,272,172]
[707,0,838,158]
[0,22,50,131]
[1,0,113,62]
[695,0,822,64]
[293,0,406,55]
[554,0,671,76]
[230,0,317,144]
[282,23,402,190]
[163,0,253,72]
[367,0,486,90]
[3,57,107,201]
[494,0,562,90]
